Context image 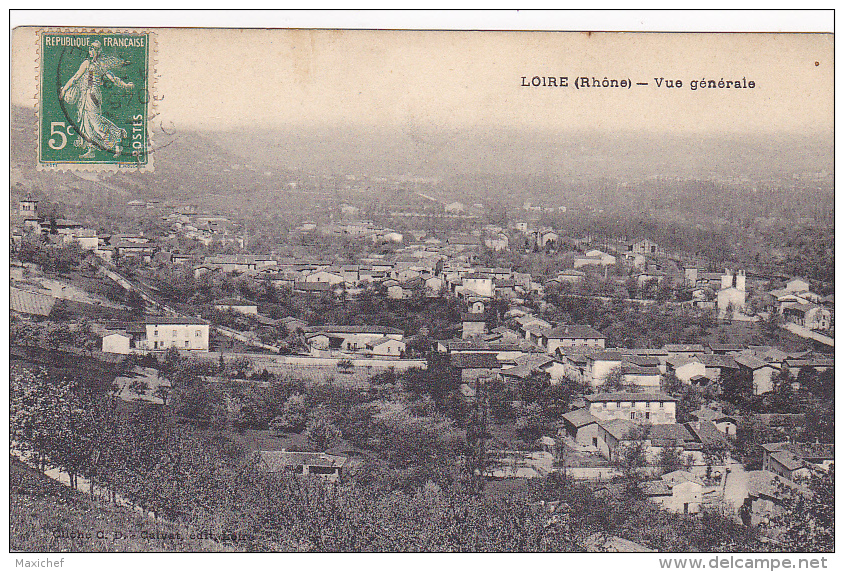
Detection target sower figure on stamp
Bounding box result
[59,40,134,159]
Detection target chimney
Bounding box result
[736,270,746,292]
[721,270,734,290]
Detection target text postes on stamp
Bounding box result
[38,30,153,171]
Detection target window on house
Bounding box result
[154,330,159,337]
[660,402,664,408]
[630,412,636,420]
[185,340,190,348]
[195,330,201,337]
[646,412,651,420]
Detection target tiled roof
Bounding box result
[661,470,704,487]
[770,450,805,471]
[597,419,638,440]
[623,354,662,367]
[562,408,599,428]
[695,354,739,368]
[664,344,705,353]
[685,421,729,447]
[689,407,737,423]
[640,480,672,496]
[706,343,745,352]
[142,316,207,325]
[745,470,808,500]
[214,298,258,306]
[461,313,488,323]
[620,363,661,376]
[366,336,404,348]
[762,441,834,461]
[256,450,347,472]
[543,325,606,340]
[10,287,56,316]
[734,354,771,370]
[587,391,676,403]
[623,348,668,357]
[305,325,403,335]
[784,357,834,368]
[648,423,695,443]
[587,351,624,361]
[497,356,554,380]
[450,353,500,369]
[666,355,703,368]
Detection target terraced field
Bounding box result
[10,458,224,552]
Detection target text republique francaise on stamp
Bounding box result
[38,29,154,171]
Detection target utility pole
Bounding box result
[466,375,489,494]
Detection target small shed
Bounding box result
[102,331,132,354]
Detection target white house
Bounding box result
[619,363,662,389]
[644,470,706,514]
[484,233,509,252]
[214,298,259,315]
[366,337,407,357]
[460,273,494,298]
[305,325,404,353]
[555,269,586,284]
[717,270,747,317]
[382,231,404,243]
[131,317,210,352]
[585,351,624,387]
[305,270,345,285]
[666,356,707,383]
[585,392,677,424]
[102,331,131,354]
[387,284,405,299]
[734,354,780,395]
[541,325,606,354]
[424,276,444,296]
[784,277,811,294]
[782,303,831,331]
[585,249,616,265]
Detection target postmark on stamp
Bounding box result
[37,29,153,171]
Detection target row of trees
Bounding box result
[10,316,100,355]
[14,232,86,275]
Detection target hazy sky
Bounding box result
[12,28,833,134]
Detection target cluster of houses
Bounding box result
[768,277,833,331]
[560,391,730,466]
[439,321,833,397]
[18,194,833,338]
[10,197,246,260]
[304,325,407,357]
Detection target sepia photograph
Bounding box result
[7,10,835,559]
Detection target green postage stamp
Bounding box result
[37,29,154,170]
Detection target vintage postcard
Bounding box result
[9,21,834,559]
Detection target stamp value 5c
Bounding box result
[38,30,153,170]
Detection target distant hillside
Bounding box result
[12,105,833,214]
[215,125,834,180]
[11,106,294,208]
